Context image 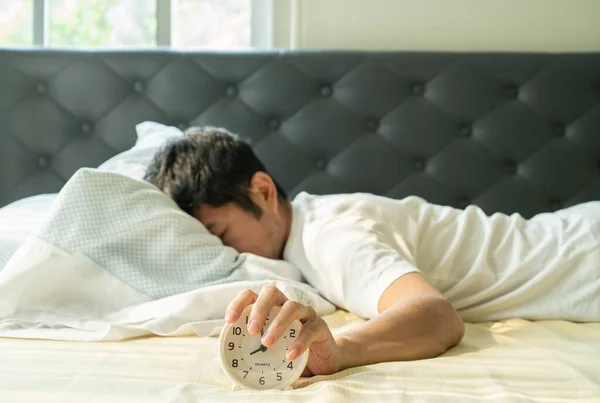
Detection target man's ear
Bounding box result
[249,172,278,209]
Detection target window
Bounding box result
[174,0,250,48]
[0,0,266,49]
[49,0,156,48]
[0,1,33,46]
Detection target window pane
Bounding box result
[0,0,32,46]
[174,0,251,49]
[49,0,156,47]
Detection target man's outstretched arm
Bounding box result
[224,273,464,376]
[334,272,465,370]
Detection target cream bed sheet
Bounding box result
[1,310,599,403]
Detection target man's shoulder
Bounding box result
[292,191,427,214]
[292,192,426,234]
[292,191,380,214]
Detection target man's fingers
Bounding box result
[261,300,317,347]
[225,289,258,323]
[248,285,288,335]
[286,317,328,360]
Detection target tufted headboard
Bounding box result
[1,49,600,217]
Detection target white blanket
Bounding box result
[0,170,335,341]
[0,237,334,341]
[0,194,57,269]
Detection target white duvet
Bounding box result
[0,194,57,269]
[0,239,334,341]
[0,170,335,341]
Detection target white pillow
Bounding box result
[97,121,184,179]
[2,122,181,271]
[33,168,258,298]
[0,195,57,270]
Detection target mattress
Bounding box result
[1,310,599,403]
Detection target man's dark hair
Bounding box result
[144,126,287,218]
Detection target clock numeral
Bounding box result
[232,359,238,368]
[228,342,235,351]
[243,371,249,379]
[259,376,265,386]
[287,362,293,369]
[290,328,296,338]
[245,316,249,325]
[276,372,282,381]
[233,327,242,336]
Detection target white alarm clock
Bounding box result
[218,304,309,390]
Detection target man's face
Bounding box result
[194,200,284,260]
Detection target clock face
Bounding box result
[218,305,308,390]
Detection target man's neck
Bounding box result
[278,199,293,259]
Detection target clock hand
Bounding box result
[249,344,268,355]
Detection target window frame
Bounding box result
[30,0,272,49]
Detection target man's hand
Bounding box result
[225,285,342,376]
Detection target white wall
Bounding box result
[274,0,600,51]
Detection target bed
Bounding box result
[1,49,600,402]
[1,313,599,402]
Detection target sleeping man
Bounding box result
[144,127,600,376]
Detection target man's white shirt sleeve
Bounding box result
[303,214,421,319]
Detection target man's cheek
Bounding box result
[226,235,249,253]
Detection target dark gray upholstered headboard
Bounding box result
[1,49,600,217]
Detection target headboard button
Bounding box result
[457,196,470,209]
[413,158,426,171]
[366,119,379,132]
[549,199,563,211]
[551,121,565,137]
[459,123,472,137]
[504,160,517,175]
[133,81,144,93]
[504,84,518,98]
[268,119,280,130]
[81,122,93,134]
[37,155,50,168]
[36,83,47,94]
[412,82,425,96]
[225,85,237,97]
[320,85,332,97]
